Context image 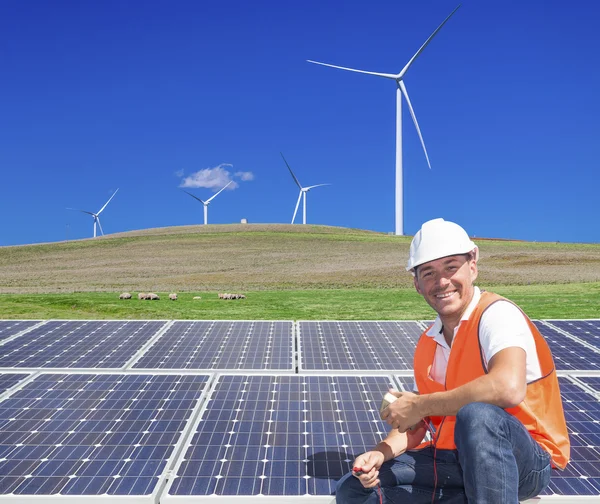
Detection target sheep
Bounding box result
[148,293,160,300]
[119,293,132,300]
[218,293,246,300]
[169,293,178,301]
[138,293,148,300]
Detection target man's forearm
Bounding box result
[373,430,408,461]
[417,373,521,418]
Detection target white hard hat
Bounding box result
[406,218,478,274]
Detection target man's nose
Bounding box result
[436,275,451,288]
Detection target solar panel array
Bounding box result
[0,318,599,503]
[298,321,422,372]
[534,321,600,371]
[0,320,43,342]
[132,321,293,371]
[0,320,168,369]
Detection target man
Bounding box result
[336,218,569,503]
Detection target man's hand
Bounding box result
[351,451,385,488]
[380,390,423,432]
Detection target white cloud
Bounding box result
[179,164,238,190]
[235,171,254,181]
[179,164,255,191]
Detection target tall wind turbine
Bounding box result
[67,188,119,238]
[308,5,460,236]
[181,180,233,225]
[281,153,329,225]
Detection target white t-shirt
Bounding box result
[413,287,542,391]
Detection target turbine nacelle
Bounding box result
[181,180,233,225]
[67,188,119,238]
[280,153,329,225]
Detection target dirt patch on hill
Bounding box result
[0,224,598,293]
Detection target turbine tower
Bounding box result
[181,180,233,225]
[281,153,329,225]
[67,188,119,238]
[308,5,460,235]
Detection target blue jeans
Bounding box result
[335,403,552,503]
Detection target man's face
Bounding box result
[413,254,478,320]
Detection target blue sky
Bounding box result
[1,0,599,246]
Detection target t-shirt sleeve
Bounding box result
[479,300,541,380]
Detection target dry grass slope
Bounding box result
[0,224,599,294]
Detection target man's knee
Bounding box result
[455,402,504,446]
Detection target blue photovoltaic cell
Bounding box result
[133,321,293,370]
[299,321,422,371]
[0,320,166,368]
[168,375,395,497]
[0,374,31,395]
[0,373,210,496]
[0,321,42,342]
[578,377,600,394]
[534,322,600,371]
[540,378,600,497]
[547,320,600,351]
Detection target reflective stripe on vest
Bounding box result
[413,291,570,469]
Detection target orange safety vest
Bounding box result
[413,291,570,469]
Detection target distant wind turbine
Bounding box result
[181,181,233,225]
[281,153,329,225]
[308,5,460,236]
[67,188,119,238]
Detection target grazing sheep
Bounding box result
[148,293,160,300]
[169,293,177,301]
[119,293,132,300]
[138,293,148,300]
[218,293,246,300]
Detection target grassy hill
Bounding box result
[1,224,598,319]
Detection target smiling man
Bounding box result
[336,218,570,503]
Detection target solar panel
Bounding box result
[534,322,600,371]
[164,374,395,500]
[0,320,43,342]
[539,377,600,498]
[0,373,32,396]
[546,320,600,351]
[0,320,167,369]
[0,372,211,500]
[298,321,421,373]
[132,321,294,371]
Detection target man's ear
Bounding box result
[470,259,478,282]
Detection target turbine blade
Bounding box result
[96,217,104,236]
[181,189,206,204]
[307,60,396,79]
[206,180,233,203]
[292,191,302,224]
[97,188,119,215]
[399,80,431,169]
[280,153,303,189]
[305,183,331,191]
[67,208,96,216]
[398,5,461,79]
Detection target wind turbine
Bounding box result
[181,180,233,225]
[281,153,329,225]
[67,188,119,238]
[307,5,460,236]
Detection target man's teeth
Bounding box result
[436,292,455,299]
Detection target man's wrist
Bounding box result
[416,393,431,418]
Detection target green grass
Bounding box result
[1,282,598,320]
